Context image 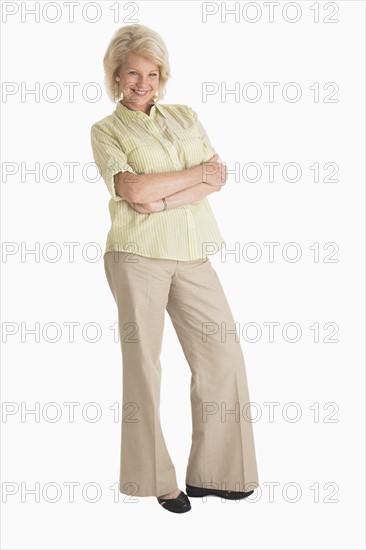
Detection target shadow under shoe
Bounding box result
[186,483,254,500]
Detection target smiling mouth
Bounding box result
[130,89,149,96]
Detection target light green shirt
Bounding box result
[90,101,226,260]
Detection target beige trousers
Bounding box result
[104,250,259,497]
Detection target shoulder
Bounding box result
[90,113,116,133]
[90,113,121,145]
[90,111,123,135]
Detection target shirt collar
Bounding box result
[114,100,165,126]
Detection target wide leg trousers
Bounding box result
[104,250,259,497]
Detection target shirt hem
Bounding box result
[103,242,226,262]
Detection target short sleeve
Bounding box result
[187,106,217,161]
[90,123,137,202]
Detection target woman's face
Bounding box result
[117,52,160,112]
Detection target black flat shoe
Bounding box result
[186,483,254,500]
[157,490,191,513]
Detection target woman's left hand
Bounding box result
[127,200,164,214]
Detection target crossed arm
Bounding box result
[114,155,225,214]
[128,181,221,214]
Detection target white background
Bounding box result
[1,1,365,549]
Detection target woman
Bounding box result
[90,24,259,514]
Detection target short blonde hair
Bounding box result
[103,24,171,103]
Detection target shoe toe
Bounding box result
[157,491,191,513]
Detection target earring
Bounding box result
[115,76,120,82]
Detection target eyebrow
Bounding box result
[126,68,158,72]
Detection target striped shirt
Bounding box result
[90,101,226,260]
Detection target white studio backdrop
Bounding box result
[1,1,365,549]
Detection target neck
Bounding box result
[120,100,155,115]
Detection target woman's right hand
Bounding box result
[201,154,227,188]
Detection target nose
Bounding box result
[136,75,148,88]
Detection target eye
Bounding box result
[128,70,158,77]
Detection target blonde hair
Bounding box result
[103,24,171,103]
